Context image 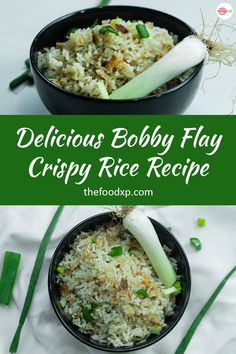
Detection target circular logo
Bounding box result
[216,3,233,19]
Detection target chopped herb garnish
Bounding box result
[91,234,98,243]
[197,217,206,227]
[136,288,149,298]
[59,297,67,308]
[66,27,77,36]
[190,238,202,251]
[108,246,123,257]
[99,0,111,6]
[150,327,161,335]
[110,17,122,26]
[57,266,64,275]
[82,307,94,322]
[91,18,99,29]
[90,301,98,309]
[174,280,182,292]
[136,24,150,38]
[0,251,21,306]
[99,25,119,36]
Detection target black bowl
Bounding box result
[30,6,203,114]
[48,212,191,352]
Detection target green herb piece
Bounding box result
[91,18,99,29]
[98,0,111,7]
[9,70,33,90]
[90,301,98,310]
[150,327,161,335]
[9,206,64,354]
[57,266,64,275]
[136,288,149,298]
[197,217,206,227]
[128,247,138,253]
[0,251,21,306]
[24,59,30,69]
[59,297,67,308]
[99,25,119,36]
[108,246,123,257]
[174,280,182,292]
[136,24,150,38]
[110,18,121,26]
[91,234,98,243]
[190,238,202,251]
[82,307,94,322]
[66,27,77,36]
[175,265,236,354]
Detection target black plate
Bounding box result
[30,6,203,114]
[48,212,191,352]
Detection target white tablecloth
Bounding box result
[0,0,235,114]
[0,206,236,354]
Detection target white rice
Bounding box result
[37,19,176,99]
[57,221,178,347]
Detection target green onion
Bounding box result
[197,217,206,227]
[136,24,149,39]
[110,18,121,26]
[0,251,21,306]
[82,307,94,322]
[123,209,176,288]
[90,301,98,309]
[175,265,236,354]
[174,280,182,292]
[108,246,123,257]
[99,25,119,36]
[57,266,64,275]
[150,327,161,335]
[66,27,77,36]
[9,70,33,90]
[190,238,202,251]
[136,288,149,298]
[98,0,111,6]
[91,18,99,29]
[91,234,98,243]
[59,297,67,308]
[9,206,64,354]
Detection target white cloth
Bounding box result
[0,206,236,354]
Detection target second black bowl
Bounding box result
[48,212,191,352]
[30,6,203,114]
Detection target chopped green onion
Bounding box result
[82,307,94,322]
[108,246,123,257]
[90,301,98,309]
[57,266,64,275]
[150,327,161,335]
[110,17,121,26]
[0,251,21,306]
[98,0,111,6]
[9,70,33,90]
[99,25,119,36]
[174,280,182,292]
[66,27,77,36]
[91,234,98,243]
[91,18,99,29]
[163,281,182,295]
[175,265,236,354]
[136,24,149,39]
[190,238,202,251]
[136,288,149,298]
[59,297,67,308]
[197,217,206,227]
[9,206,64,354]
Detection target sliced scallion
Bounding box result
[190,238,202,251]
[0,251,21,306]
[9,206,64,354]
[66,27,77,36]
[108,246,123,257]
[98,0,111,6]
[57,266,64,275]
[136,24,149,39]
[175,265,236,354]
[99,25,119,36]
[91,18,99,29]
[136,288,149,298]
[197,217,206,227]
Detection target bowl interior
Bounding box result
[48,212,191,352]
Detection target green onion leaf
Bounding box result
[108,246,123,257]
[57,266,64,275]
[190,238,202,251]
[174,280,182,292]
[197,217,206,227]
[98,0,111,7]
[59,297,67,308]
[9,206,64,354]
[90,301,98,309]
[91,234,98,243]
[0,251,21,306]
[9,70,33,90]
[150,327,161,335]
[136,288,149,298]
[66,27,77,36]
[175,265,236,354]
[136,24,150,39]
[99,25,119,36]
[91,18,99,29]
[82,307,94,322]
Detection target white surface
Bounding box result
[0,0,235,114]
[0,206,236,354]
